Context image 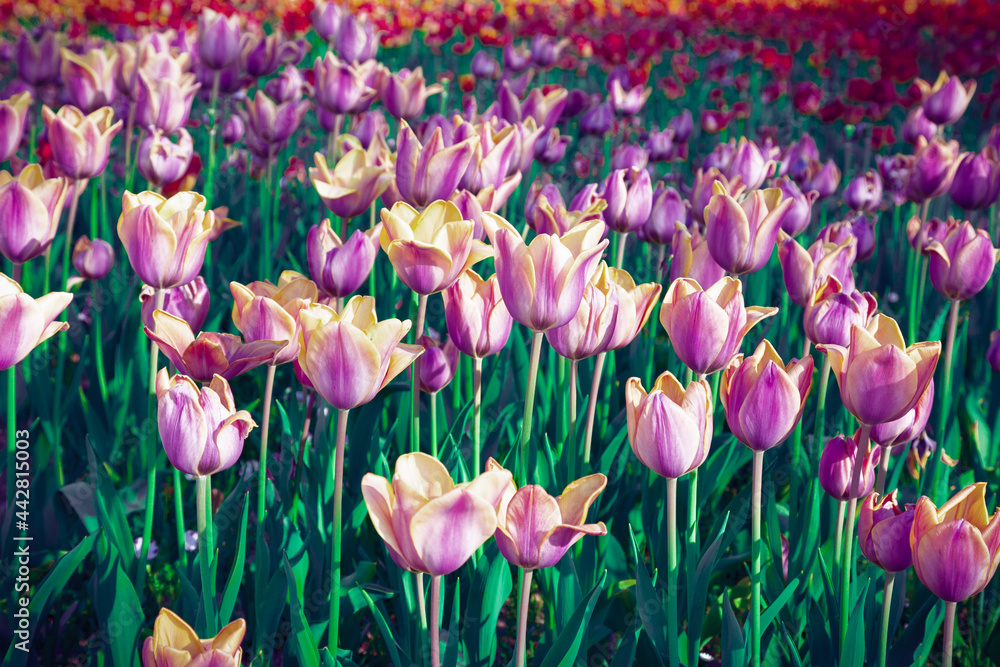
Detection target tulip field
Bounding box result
[4,0,1000,665]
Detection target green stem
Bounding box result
[260,163,272,281]
[875,443,891,497]
[204,71,221,210]
[515,568,534,667]
[567,360,578,485]
[943,601,957,667]
[813,356,831,463]
[472,357,483,476]
[833,499,846,572]
[367,203,377,298]
[327,407,349,650]
[615,231,627,270]
[174,468,187,567]
[258,365,277,525]
[122,101,135,192]
[519,332,544,484]
[751,449,764,667]
[582,352,607,466]
[137,288,165,592]
[666,476,680,667]
[430,575,442,667]
[411,294,428,453]
[929,300,960,499]
[6,363,16,513]
[197,474,216,635]
[430,391,438,458]
[878,571,895,667]
[91,278,108,404]
[840,424,871,649]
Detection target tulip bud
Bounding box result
[0,273,72,371]
[660,277,776,376]
[645,185,687,246]
[471,51,500,80]
[155,370,255,477]
[419,335,460,393]
[919,72,976,126]
[725,137,776,191]
[667,110,694,143]
[137,129,194,188]
[140,277,210,332]
[535,127,570,165]
[380,67,442,120]
[265,64,308,104]
[771,176,817,237]
[362,452,512,576]
[609,80,652,116]
[142,608,245,667]
[777,231,857,307]
[720,339,814,452]
[314,53,378,115]
[669,224,727,288]
[858,491,916,573]
[704,181,791,275]
[901,106,938,146]
[243,33,303,80]
[490,459,607,570]
[310,149,392,219]
[60,47,118,113]
[925,218,1000,301]
[843,170,883,212]
[0,165,69,265]
[580,102,613,136]
[311,0,346,41]
[42,105,123,180]
[610,143,649,171]
[645,128,675,163]
[803,278,877,348]
[243,92,307,161]
[442,270,513,359]
[231,272,318,367]
[72,236,114,281]
[818,433,878,501]
[906,137,964,204]
[222,115,245,146]
[16,31,59,86]
[197,9,242,71]
[307,218,382,299]
[602,167,653,233]
[0,92,30,163]
[503,43,532,73]
[394,122,476,208]
[626,372,713,478]
[530,35,569,69]
[817,314,940,426]
[335,14,379,63]
[949,149,1000,211]
[799,159,841,200]
[911,483,1000,602]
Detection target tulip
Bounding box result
[990,331,1000,373]
[725,137,776,191]
[197,9,242,71]
[793,81,822,115]
[314,53,378,115]
[530,35,569,69]
[609,80,652,116]
[486,212,608,332]
[310,149,392,219]
[137,129,194,188]
[60,48,117,113]
[720,339,814,452]
[0,92,30,163]
[140,277,210,332]
[535,127,570,165]
[610,144,649,171]
[297,296,422,410]
[351,110,390,149]
[924,218,999,301]
[704,181,791,275]
[902,106,938,146]
[918,72,976,126]
[906,137,964,204]
[419,335,460,394]
[858,491,916,573]
[690,168,742,224]
[15,31,60,86]
[243,32,303,80]
[818,433,877,501]
[244,92,306,161]
[117,191,214,289]
[625,372,712,479]
[441,270,513,360]
[843,170,883,212]
[394,122,477,208]
[817,314,940,425]
[646,128,675,162]
[777,231,857,307]
[0,274,71,371]
[222,115,245,146]
[42,105,123,180]
[361,452,512,576]
[380,200,491,296]
[155,369,256,477]
[490,459,607,569]
[645,185,687,246]
[71,237,114,281]
[265,64,308,105]
[799,159,841,200]
[669,223,727,288]
[545,263,661,360]
[816,215,877,263]
[773,176,818,237]
[871,378,933,455]
[602,167,653,235]
[471,51,501,80]
[146,310,285,383]
[660,277,776,376]
[906,215,950,255]
[380,67,442,120]
[503,43,532,72]
[0,165,69,264]
[311,0,346,42]
[949,149,1000,211]
[335,14,379,63]
[142,608,245,667]
[579,102,613,136]
[912,482,1000,603]
[307,218,382,299]
[804,278,878,348]
[231,271,317,367]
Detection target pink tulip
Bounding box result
[419,335,460,394]
[924,217,1000,301]
[870,379,934,448]
[704,181,791,274]
[60,47,118,113]
[0,273,72,371]
[0,164,69,265]
[231,271,318,367]
[135,70,200,134]
[803,277,878,348]
[307,218,382,299]
[42,105,123,180]
[669,223,727,287]
[379,67,443,120]
[71,236,115,281]
[0,92,31,163]
[140,277,210,333]
[394,122,478,208]
[776,230,857,307]
[442,269,514,359]
[137,129,194,188]
[197,8,242,71]
[361,452,512,576]
[818,433,878,501]
[859,491,916,573]
[310,148,392,219]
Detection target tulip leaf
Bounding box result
[93,552,143,667]
[887,592,942,666]
[85,442,135,570]
[443,578,462,667]
[688,511,734,665]
[628,524,669,661]
[720,590,747,667]
[608,610,643,667]
[838,579,868,667]
[806,602,835,667]
[360,586,414,667]
[536,569,607,667]
[253,567,289,657]
[283,552,321,667]
[219,491,250,626]
[467,545,513,667]
[760,576,800,632]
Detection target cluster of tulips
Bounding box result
[3,1,1000,666]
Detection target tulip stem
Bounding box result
[205,70,221,210]
[368,202,377,300]
[137,288,165,594]
[123,100,136,192]
[519,332,544,484]
[567,360,578,484]
[930,299,960,500]
[328,407,349,651]
[173,467,187,567]
[258,365,276,525]
[430,392,438,458]
[430,575,442,667]
[942,601,957,667]
[6,362,16,514]
[196,474,216,635]
[840,424,871,649]
[875,444,891,497]
[615,231,627,270]
[416,572,428,631]
[666,476,680,667]
[813,356,831,458]
[91,281,108,404]
[472,357,483,477]
[516,568,534,667]
[751,450,763,667]
[833,499,846,575]
[412,294,428,453]
[582,351,607,467]
[878,571,895,667]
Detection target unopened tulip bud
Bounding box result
[442,269,513,359]
[902,106,938,146]
[307,218,382,299]
[925,217,1000,301]
[725,137,776,191]
[60,47,118,113]
[137,129,194,188]
[626,372,712,478]
[919,72,976,126]
[419,335,460,393]
[72,236,114,281]
[843,170,883,212]
[704,181,791,274]
[197,9,242,71]
[602,167,653,233]
[380,67,442,120]
[858,491,916,573]
[645,185,687,246]
[818,433,878,501]
[804,278,878,348]
[949,149,1000,211]
[773,176,818,237]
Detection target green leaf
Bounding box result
[536,570,607,667]
[93,554,143,667]
[253,568,289,658]
[628,525,669,661]
[360,586,414,667]
[688,512,734,665]
[720,591,746,667]
[443,578,462,667]
[283,553,321,667]
[219,492,250,626]
[86,443,135,569]
[467,545,513,667]
[838,579,869,667]
[760,576,800,631]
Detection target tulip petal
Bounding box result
[409,488,498,575]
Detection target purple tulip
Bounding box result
[949,149,1000,211]
[871,379,934,449]
[265,65,308,104]
[989,331,1000,373]
[818,433,878,501]
[646,129,675,162]
[350,110,389,149]
[140,277,211,332]
[803,278,877,348]
[561,89,594,121]
[925,217,999,301]
[602,168,652,234]
[471,51,500,80]
[395,121,477,208]
[859,491,915,573]
[725,138,776,191]
[307,219,381,299]
[800,159,841,200]
[667,110,693,143]
[380,67,442,120]
[906,137,964,204]
[16,30,59,86]
[843,170,883,212]
[902,106,938,146]
[669,224,727,288]
[197,9,242,71]
[779,134,820,178]
[609,80,651,116]
[535,127,570,164]
[314,53,377,115]
[243,33,304,80]
[876,154,911,207]
[920,72,975,126]
[530,35,568,69]
[222,114,245,146]
[610,143,649,171]
[71,236,114,281]
[580,102,613,136]
[244,93,307,161]
[772,176,817,236]
[704,182,791,274]
[777,231,857,307]
[418,335,460,394]
[61,47,118,113]
[335,14,379,63]
[0,92,30,163]
[311,0,346,42]
[137,129,194,188]
[503,43,532,73]
[645,185,687,246]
